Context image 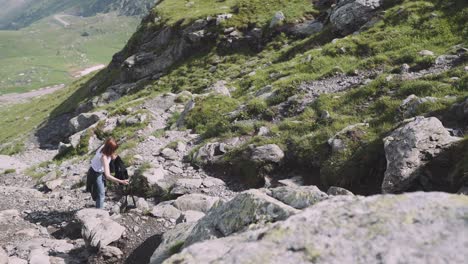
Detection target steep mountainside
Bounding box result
[0,0,467,263]
[0,0,157,29]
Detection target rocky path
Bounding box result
[0,93,238,263]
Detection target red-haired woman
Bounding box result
[87,138,129,209]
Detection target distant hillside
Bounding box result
[0,0,157,29]
[0,13,140,94]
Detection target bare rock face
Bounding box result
[165,192,468,264]
[383,117,462,193]
[330,0,383,35]
[75,209,125,248]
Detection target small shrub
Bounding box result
[4,169,16,174]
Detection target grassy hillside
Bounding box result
[154,0,317,27]
[0,13,139,95]
[0,0,467,192]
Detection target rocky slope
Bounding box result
[0,0,467,263]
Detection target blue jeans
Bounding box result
[95,174,105,209]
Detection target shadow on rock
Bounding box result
[125,234,162,264]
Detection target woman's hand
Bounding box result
[120,179,129,185]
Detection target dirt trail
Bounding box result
[73,64,106,78]
[0,84,65,106]
[53,14,71,27]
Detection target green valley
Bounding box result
[0,13,139,95]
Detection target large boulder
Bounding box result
[68,111,107,134]
[151,203,182,220]
[183,189,299,247]
[149,223,196,264]
[172,194,221,213]
[131,167,173,197]
[383,117,462,193]
[268,185,328,209]
[165,192,468,264]
[76,209,125,248]
[251,144,284,163]
[330,0,383,35]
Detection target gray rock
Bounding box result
[136,198,150,212]
[29,248,49,264]
[328,138,346,153]
[176,142,186,152]
[68,130,84,149]
[8,257,27,264]
[68,111,107,134]
[149,223,196,264]
[165,192,468,264]
[251,144,284,163]
[270,11,285,28]
[100,246,123,259]
[184,189,298,247]
[40,171,57,183]
[206,81,231,97]
[257,126,270,136]
[124,116,140,126]
[176,210,205,224]
[327,186,354,196]
[201,177,225,188]
[0,247,7,264]
[435,54,459,65]
[268,186,328,209]
[151,203,182,219]
[290,20,324,36]
[168,166,183,175]
[419,50,435,56]
[170,178,203,195]
[161,148,178,160]
[278,176,304,187]
[172,194,221,213]
[192,142,224,165]
[131,167,173,197]
[76,209,125,248]
[216,14,233,25]
[383,117,462,193]
[176,100,195,128]
[45,179,63,191]
[330,0,383,35]
[399,94,438,118]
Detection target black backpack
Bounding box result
[110,156,129,181]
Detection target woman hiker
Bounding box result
[86,138,129,209]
